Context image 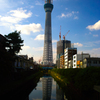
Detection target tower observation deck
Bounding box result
[43,0,53,65]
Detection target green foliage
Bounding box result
[0,31,24,83]
[4,30,24,55]
[51,67,100,91]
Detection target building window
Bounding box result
[93,61,97,64]
[88,61,91,63]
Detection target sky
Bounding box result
[0,0,100,63]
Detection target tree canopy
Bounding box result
[4,31,24,55]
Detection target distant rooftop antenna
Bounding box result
[59,25,61,41]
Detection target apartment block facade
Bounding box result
[64,48,77,68]
[60,55,64,68]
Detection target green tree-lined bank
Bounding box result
[50,67,100,91]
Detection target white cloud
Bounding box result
[33,47,43,51]
[84,40,100,47]
[35,14,39,17]
[72,11,79,14]
[0,8,32,24]
[20,1,24,4]
[0,8,43,35]
[74,16,78,19]
[35,1,43,5]
[93,34,98,37]
[52,40,57,43]
[65,8,68,10]
[34,34,44,40]
[0,16,21,24]
[74,43,83,47]
[15,23,43,35]
[30,6,34,8]
[58,11,79,19]
[93,48,100,51]
[86,20,100,31]
[60,13,72,18]
[89,32,92,34]
[22,46,30,49]
[10,8,32,19]
[53,47,57,53]
[0,0,10,10]
[78,48,100,57]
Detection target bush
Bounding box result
[51,67,100,91]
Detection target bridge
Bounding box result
[42,67,53,70]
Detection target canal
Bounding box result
[29,75,66,100]
[25,74,100,100]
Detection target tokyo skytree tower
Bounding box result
[43,0,53,65]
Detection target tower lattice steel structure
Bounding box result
[43,0,53,65]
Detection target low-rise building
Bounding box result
[14,55,34,72]
[83,57,100,68]
[18,55,28,60]
[73,53,90,68]
[0,34,6,51]
[60,55,64,68]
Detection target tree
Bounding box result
[4,30,24,55]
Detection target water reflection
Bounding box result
[42,76,52,100]
[56,84,64,100]
[29,75,67,100]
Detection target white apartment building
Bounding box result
[68,60,73,68]
[73,53,90,68]
[64,48,77,68]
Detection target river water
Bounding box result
[29,75,67,100]
[26,75,99,100]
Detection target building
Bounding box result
[68,60,73,68]
[0,34,6,51]
[64,48,77,68]
[29,57,33,62]
[43,0,53,65]
[83,57,100,68]
[56,40,71,68]
[19,55,28,59]
[14,55,34,71]
[73,53,90,68]
[60,55,64,68]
